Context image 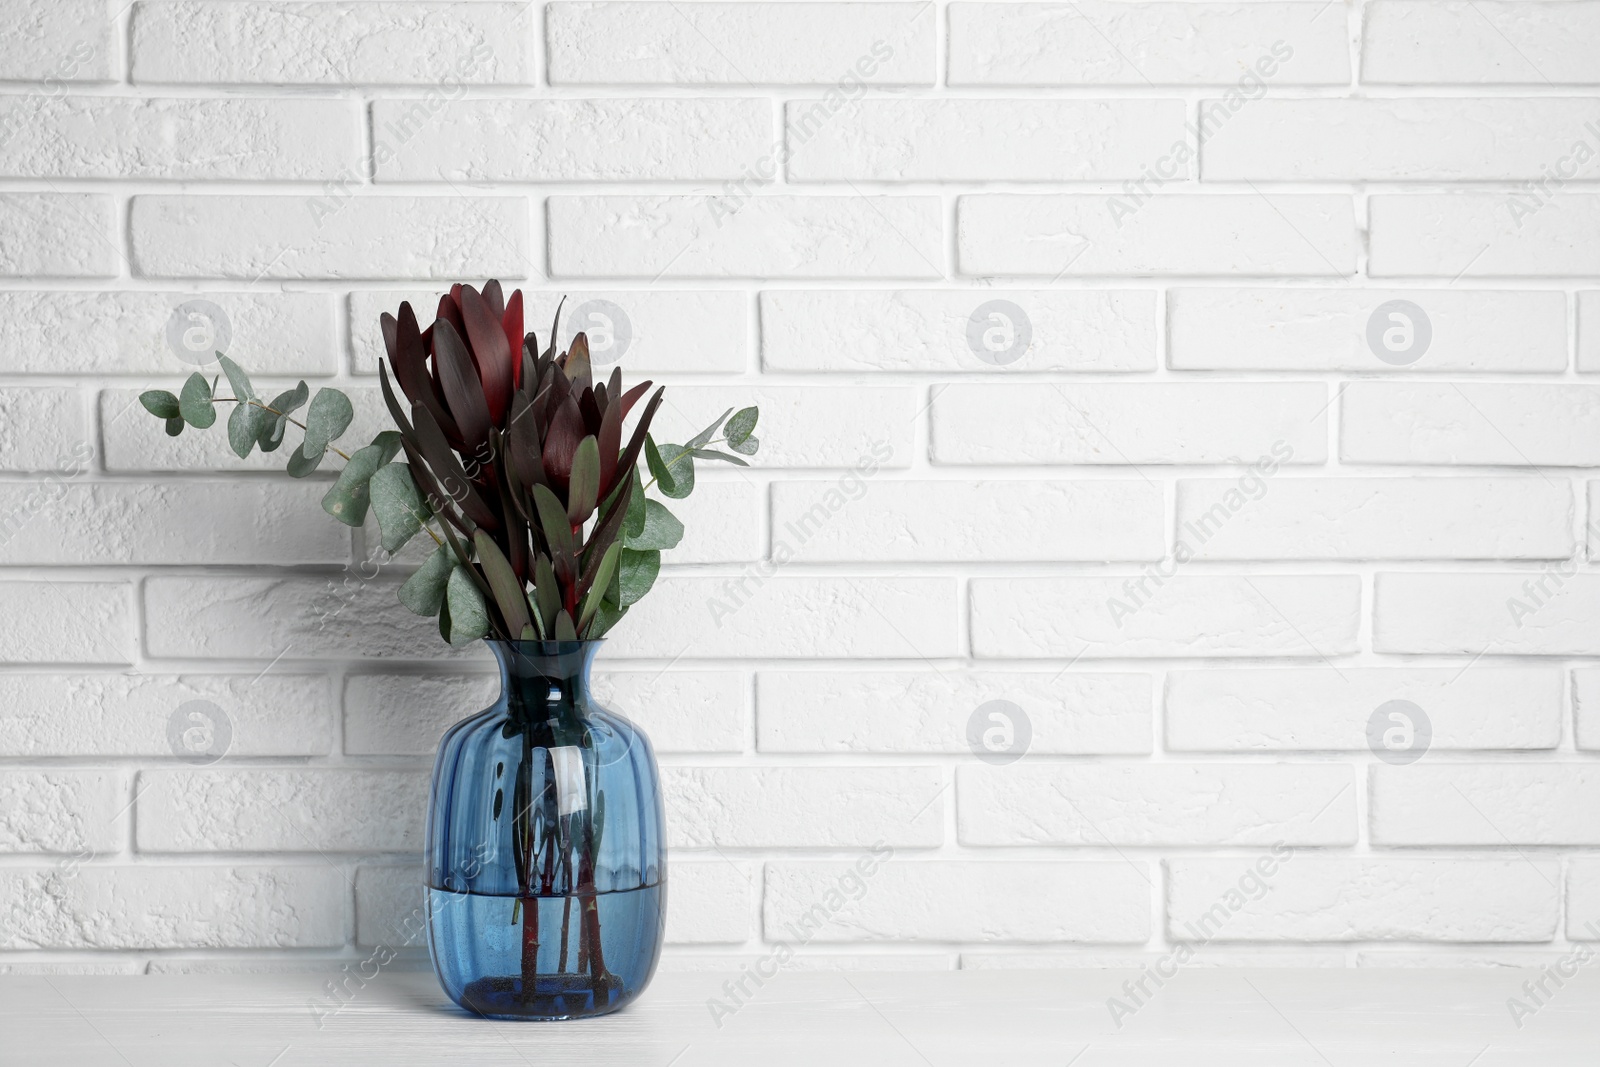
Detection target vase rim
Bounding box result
[483,639,605,652]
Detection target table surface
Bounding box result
[4,967,1597,1065]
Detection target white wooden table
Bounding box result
[4,968,1596,1064]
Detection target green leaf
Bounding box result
[370,463,433,552]
[217,354,253,402]
[728,433,759,456]
[533,554,560,635]
[286,441,323,477]
[227,400,263,459]
[531,483,574,558]
[578,541,621,633]
[603,551,622,605]
[320,432,403,527]
[445,565,491,645]
[399,545,453,616]
[618,548,660,607]
[553,609,578,642]
[624,499,683,551]
[623,470,646,540]
[258,414,286,452]
[687,408,732,450]
[179,372,216,428]
[567,435,599,524]
[258,381,308,454]
[474,530,531,638]
[588,599,627,639]
[267,380,309,417]
[303,387,354,458]
[647,435,695,499]
[140,390,180,419]
[726,406,758,448]
[690,447,749,467]
[164,416,184,437]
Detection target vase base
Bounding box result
[457,972,629,1020]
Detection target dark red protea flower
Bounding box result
[378,280,678,642]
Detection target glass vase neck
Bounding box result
[486,640,600,711]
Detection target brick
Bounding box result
[1582,292,1600,371]
[547,2,935,85]
[654,481,763,564]
[101,386,389,472]
[786,99,1187,181]
[1202,99,1600,180]
[765,860,1151,942]
[959,194,1357,276]
[1372,764,1600,845]
[143,576,472,661]
[949,2,1348,85]
[760,290,1156,373]
[0,481,350,564]
[0,96,359,179]
[1167,667,1562,751]
[958,764,1355,846]
[0,866,345,948]
[0,772,121,854]
[0,291,335,376]
[1376,573,1600,655]
[1168,288,1567,372]
[132,1,532,85]
[130,195,531,280]
[549,195,942,279]
[1363,1,1600,85]
[1174,477,1574,559]
[1590,482,1600,560]
[0,582,132,665]
[354,865,428,949]
[1575,669,1600,751]
[137,769,427,852]
[757,671,1152,755]
[0,387,84,471]
[1569,860,1600,938]
[666,861,755,944]
[610,577,959,660]
[772,479,1165,562]
[665,767,943,848]
[375,98,770,182]
[931,383,1328,465]
[343,670,746,755]
[1343,383,1600,466]
[1167,858,1558,941]
[0,1,115,82]
[0,194,114,277]
[1370,194,1600,277]
[971,575,1360,659]
[350,288,746,375]
[0,673,333,757]
[648,386,915,469]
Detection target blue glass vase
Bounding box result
[425,641,666,1020]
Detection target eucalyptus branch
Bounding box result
[213,395,355,462]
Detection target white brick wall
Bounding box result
[2,0,1597,975]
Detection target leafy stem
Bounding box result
[640,436,727,493]
[214,395,355,462]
